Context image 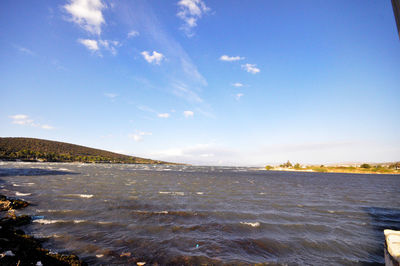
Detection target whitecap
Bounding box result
[159,191,184,196]
[33,219,64,224]
[73,219,86,223]
[96,254,104,258]
[15,192,31,196]
[240,222,260,227]
[155,211,168,214]
[12,184,21,187]
[196,192,204,195]
[65,194,93,198]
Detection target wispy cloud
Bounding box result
[64,0,106,35]
[158,113,170,118]
[16,46,35,56]
[242,63,260,74]
[232,82,244,87]
[183,110,194,118]
[129,131,152,142]
[172,82,203,103]
[235,93,244,100]
[99,40,120,55]
[127,30,139,38]
[177,0,210,37]
[220,55,244,62]
[78,39,99,51]
[104,92,117,100]
[141,51,164,65]
[117,1,210,114]
[78,39,120,55]
[9,114,54,130]
[137,105,171,119]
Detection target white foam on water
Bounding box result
[155,211,169,214]
[12,184,21,187]
[65,194,93,198]
[15,192,31,196]
[196,192,204,195]
[98,221,113,225]
[57,168,71,171]
[79,194,93,198]
[96,254,104,258]
[25,182,35,186]
[159,191,185,196]
[240,222,260,227]
[33,219,64,224]
[73,219,86,223]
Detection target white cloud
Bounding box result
[78,39,99,51]
[220,55,244,62]
[41,124,54,130]
[177,0,210,36]
[17,46,35,56]
[235,93,244,100]
[183,110,194,118]
[99,40,119,55]
[158,113,170,118]
[64,0,106,35]
[129,131,152,142]
[9,114,54,130]
[232,82,243,87]
[10,114,29,120]
[104,92,117,98]
[172,82,203,103]
[127,30,139,38]
[141,51,164,65]
[241,63,260,74]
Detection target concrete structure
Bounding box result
[393,0,400,39]
[384,229,400,266]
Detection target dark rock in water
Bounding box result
[0,194,86,265]
[0,195,29,211]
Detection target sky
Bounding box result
[0,0,399,166]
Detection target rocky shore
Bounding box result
[0,194,86,265]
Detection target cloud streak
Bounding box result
[220,55,244,62]
[129,131,152,142]
[9,114,54,130]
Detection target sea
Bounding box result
[0,161,399,265]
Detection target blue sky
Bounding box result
[1,0,399,166]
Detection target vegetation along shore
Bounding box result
[265,160,400,175]
[0,137,176,165]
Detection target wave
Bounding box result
[15,192,31,196]
[65,194,93,198]
[240,222,260,227]
[33,219,64,224]
[159,191,185,196]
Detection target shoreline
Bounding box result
[0,194,86,265]
[264,167,400,175]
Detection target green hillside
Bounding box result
[0,137,172,164]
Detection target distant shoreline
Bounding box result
[264,167,400,175]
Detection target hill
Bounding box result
[0,137,172,164]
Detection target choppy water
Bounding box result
[0,162,399,265]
